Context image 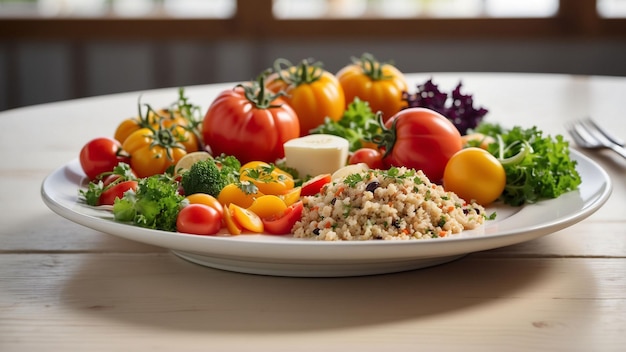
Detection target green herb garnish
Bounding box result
[310,97,379,152]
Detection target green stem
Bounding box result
[237,73,285,109]
[274,58,323,86]
[353,53,391,81]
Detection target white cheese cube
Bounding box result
[283,134,350,178]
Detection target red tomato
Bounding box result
[349,148,384,169]
[185,193,224,219]
[202,77,300,164]
[262,201,304,235]
[301,174,331,196]
[102,168,137,187]
[79,137,130,180]
[176,204,222,236]
[99,180,138,206]
[378,107,462,183]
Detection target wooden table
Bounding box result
[1,73,625,351]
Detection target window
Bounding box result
[597,0,626,17]
[0,0,237,18]
[272,0,559,19]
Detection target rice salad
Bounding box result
[292,166,486,241]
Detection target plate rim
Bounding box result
[40,149,612,265]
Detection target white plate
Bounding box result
[41,150,611,277]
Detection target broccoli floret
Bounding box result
[181,159,228,197]
[214,154,241,185]
[113,174,184,232]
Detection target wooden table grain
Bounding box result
[1,73,625,352]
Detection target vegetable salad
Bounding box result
[77,53,581,237]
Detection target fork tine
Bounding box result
[572,120,600,146]
[584,118,624,147]
[568,127,586,147]
[566,121,595,148]
[566,119,626,160]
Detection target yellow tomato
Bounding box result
[170,124,200,153]
[114,117,145,144]
[336,53,408,122]
[443,147,506,206]
[122,127,186,178]
[217,183,263,208]
[229,203,264,233]
[115,89,203,153]
[239,161,294,195]
[267,59,345,136]
[279,186,301,206]
[247,195,288,219]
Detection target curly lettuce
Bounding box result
[475,123,582,206]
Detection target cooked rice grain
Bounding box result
[292,167,485,241]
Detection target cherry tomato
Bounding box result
[229,203,264,233]
[185,193,224,218]
[262,201,304,235]
[336,53,408,122]
[122,126,187,178]
[115,88,203,153]
[223,205,243,236]
[300,174,331,196]
[377,107,462,183]
[443,147,506,206]
[79,137,130,180]
[267,59,345,136]
[279,186,301,206]
[239,161,295,195]
[348,148,384,169]
[202,76,300,164]
[176,203,222,236]
[102,167,137,187]
[247,195,288,220]
[99,180,138,206]
[217,183,264,209]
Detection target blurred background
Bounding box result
[1,0,625,111]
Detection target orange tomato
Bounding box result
[336,53,408,122]
[122,126,187,178]
[115,88,203,153]
[267,59,345,136]
[223,205,242,236]
[229,203,264,233]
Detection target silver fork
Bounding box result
[566,118,626,159]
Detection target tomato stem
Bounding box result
[143,104,186,161]
[273,58,323,86]
[134,95,156,129]
[352,53,392,81]
[237,73,285,110]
